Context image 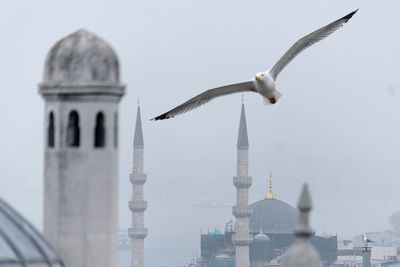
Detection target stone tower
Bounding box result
[129,104,147,267]
[39,29,125,267]
[362,247,372,267]
[281,184,322,267]
[233,102,252,267]
[362,236,372,267]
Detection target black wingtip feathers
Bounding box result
[342,9,359,22]
[151,114,172,121]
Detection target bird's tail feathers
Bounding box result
[274,90,282,100]
[263,97,272,105]
[263,90,282,105]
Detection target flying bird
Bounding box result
[152,9,358,120]
[363,234,373,245]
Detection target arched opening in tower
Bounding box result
[114,112,118,148]
[48,112,55,148]
[67,110,80,147]
[94,112,106,148]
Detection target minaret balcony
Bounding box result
[232,237,252,246]
[232,206,252,218]
[128,227,148,239]
[233,176,252,188]
[129,201,147,212]
[129,174,147,185]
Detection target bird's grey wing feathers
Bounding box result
[152,81,256,120]
[269,9,358,80]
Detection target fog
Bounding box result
[0,0,399,265]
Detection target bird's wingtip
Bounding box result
[342,9,359,22]
[151,113,172,121]
[150,115,160,121]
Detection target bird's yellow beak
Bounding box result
[255,74,262,81]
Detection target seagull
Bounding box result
[152,9,358,120]
[363,234,372,244]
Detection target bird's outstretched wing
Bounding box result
[269,9,358,80]
[152,81,256,120]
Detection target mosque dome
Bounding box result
[253,232,271,242]
[249,198,298,234]
[42,29,120,86]
[0,198,64,266]
[250,174,298,234]
[209,254,235,266]
[251,231,273,262]
[208,229,223,237]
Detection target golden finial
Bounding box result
[266,172,276,200]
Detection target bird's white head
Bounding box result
[255,72,265,81]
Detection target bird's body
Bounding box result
[153,9,358,120]
[253,71,280,104]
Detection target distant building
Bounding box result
[198,103,337,267]
[353,231,400,248]
[199,188,337,267]
[337,239,399,267]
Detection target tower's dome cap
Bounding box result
[42,29,120,86]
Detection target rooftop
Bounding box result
[0,198,64,266]
[42,29,120,87]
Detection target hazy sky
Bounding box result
[0,0,400,265]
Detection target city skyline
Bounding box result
[0,1,399,266]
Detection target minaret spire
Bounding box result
[237,102,249,149]
[266,173,276,200]
[133,105,144,148]
[296,184,313,237]
[129,104,147,267]
[233,102,252,267]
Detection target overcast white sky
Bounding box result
[0,0,399,264]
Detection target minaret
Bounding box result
[233,101,252,267]
[129,103,147,267]
[40,29,125,267]
[362,235,371,267]
[281,184,322,267]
